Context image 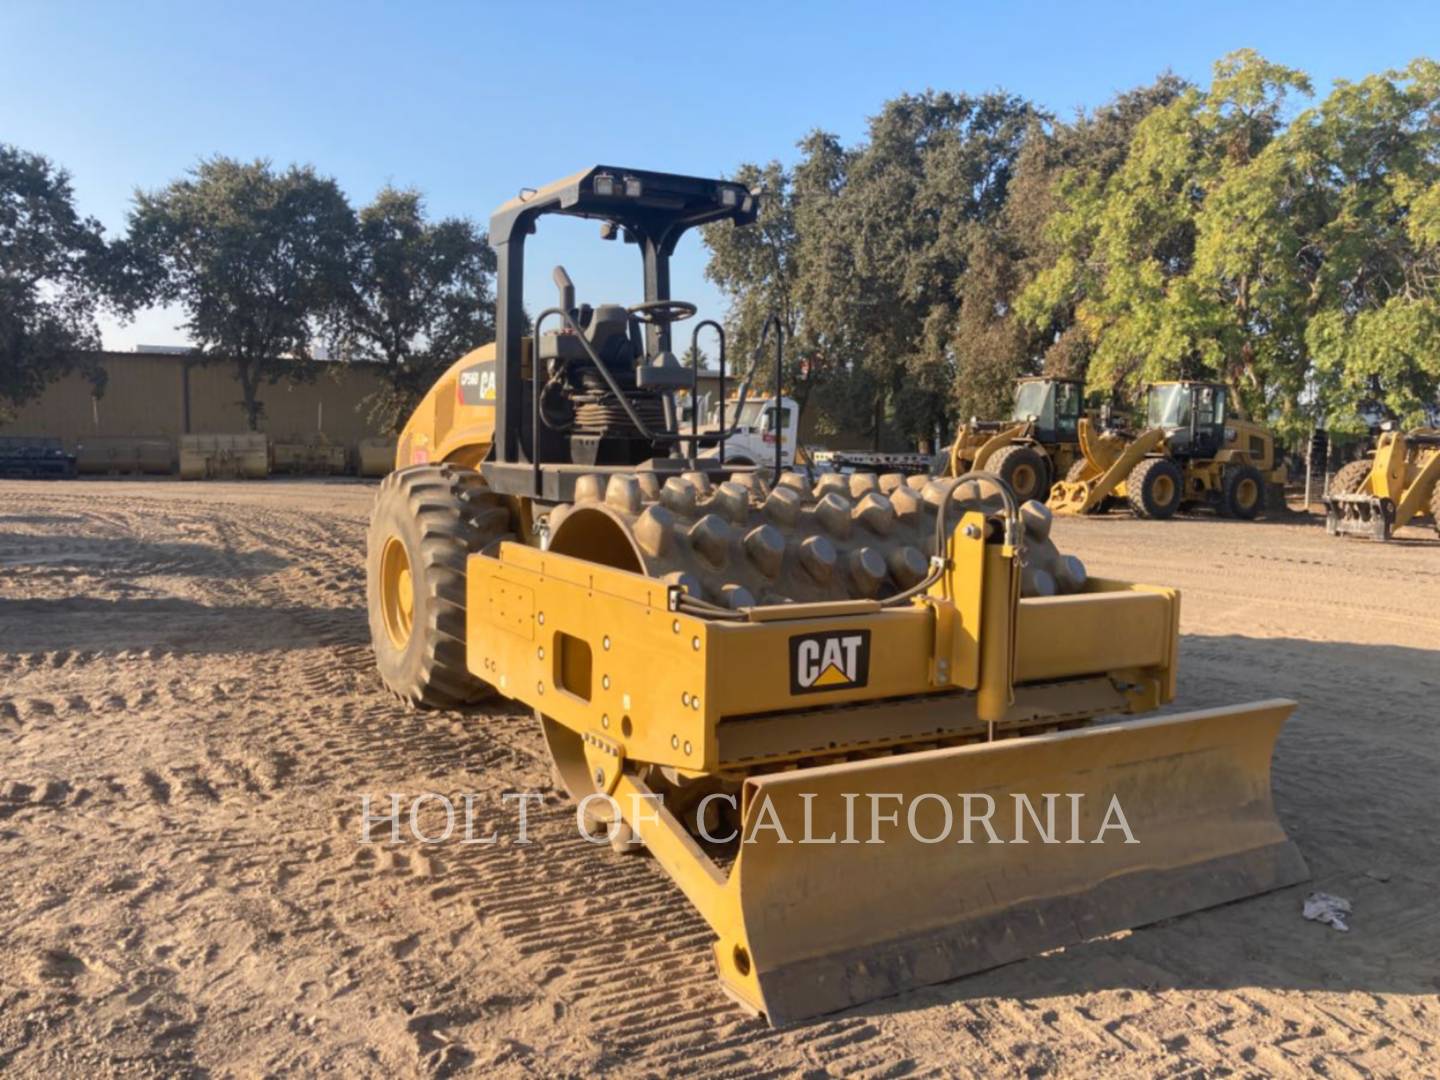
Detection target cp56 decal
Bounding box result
[458,361,497,406]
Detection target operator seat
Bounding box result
[584,303,638,370]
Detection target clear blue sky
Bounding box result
[3,0,1433,350]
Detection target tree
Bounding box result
[330,186,496,433]
[1018,52,1314,426]
[706,96,1044,450]
[825,91,1044,443]
[701,138,879,444]
[126,157,354,430]
[701,160,797,368]
[706,81,1192,447]
[1004,75,1191,380]
[1291,59,1440,430]
[705,55,1440,449]
[0,145,110,420]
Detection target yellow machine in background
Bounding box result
[1324,427,1440,540]
[365,167,1307,1024]
[944,376,1085,502]
[1050,381,1284,519]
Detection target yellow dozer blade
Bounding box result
[1049,421,1164,514]
[720,702,1307,1025]
[710,701,1305,1023]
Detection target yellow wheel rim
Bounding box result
[1236,478,1259,510]
[1011,464,1037,499]
[380,535,415,649]
[1152,474,1176,507]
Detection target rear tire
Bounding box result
[1329,459,1372,497]
[366,464,513,707]
[1429,478,1440,537]
[1222,464,1264,520]
[1065,458,1091,483]
[1126,458,1183,520]
[988,444,1051,504]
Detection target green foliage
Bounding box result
[126,157,354,429]
[1007,75,1192,378]
[1019,51,1314,429]
[1020,52,1440,438]
[708,53,1440,450]
[707,94,1044,448]
[701,139,880,443]
[0,145,111,419]
[705,81,1199,447]
[1291,59,1440,431]
[330,186,496,433]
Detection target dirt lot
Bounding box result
[1,477,1437,1078]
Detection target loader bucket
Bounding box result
[720,700,1307,1024]
[1048,476,1103,514]
[1324,493,1394,540]
[1048,424,1166,516]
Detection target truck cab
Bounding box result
[686,395,800,468]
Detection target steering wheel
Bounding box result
[627,300,698,325]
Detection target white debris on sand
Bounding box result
[1303,892,1353,932]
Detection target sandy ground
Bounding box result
[1,477,1437,1078]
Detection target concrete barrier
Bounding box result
[179,434,269,480]
[356,437,397,478]
[75,436,174,475]
[272,440,348,475]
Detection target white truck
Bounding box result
[681,394,801,469]
[680,393,937,476]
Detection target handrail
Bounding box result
[754,314,785,478]
[687,320,725,467]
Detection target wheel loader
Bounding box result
[365,166,1307,1025]
[943,376,1085,503]
[1049,380,1283,520]
[1324,427,1440,540]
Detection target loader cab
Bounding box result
[1146,381,1228,459]
[1011,377,1083,444]
[482,166,762,502]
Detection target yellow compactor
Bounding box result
[365,167,1307,1024]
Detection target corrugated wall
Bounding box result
[0,352,393,448]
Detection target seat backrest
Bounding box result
[585,304,636,369]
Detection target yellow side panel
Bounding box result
[466,543,715,770]
[1014,587,1174,684]
[395,343,498,470]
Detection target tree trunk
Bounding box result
[237,359,263,432]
